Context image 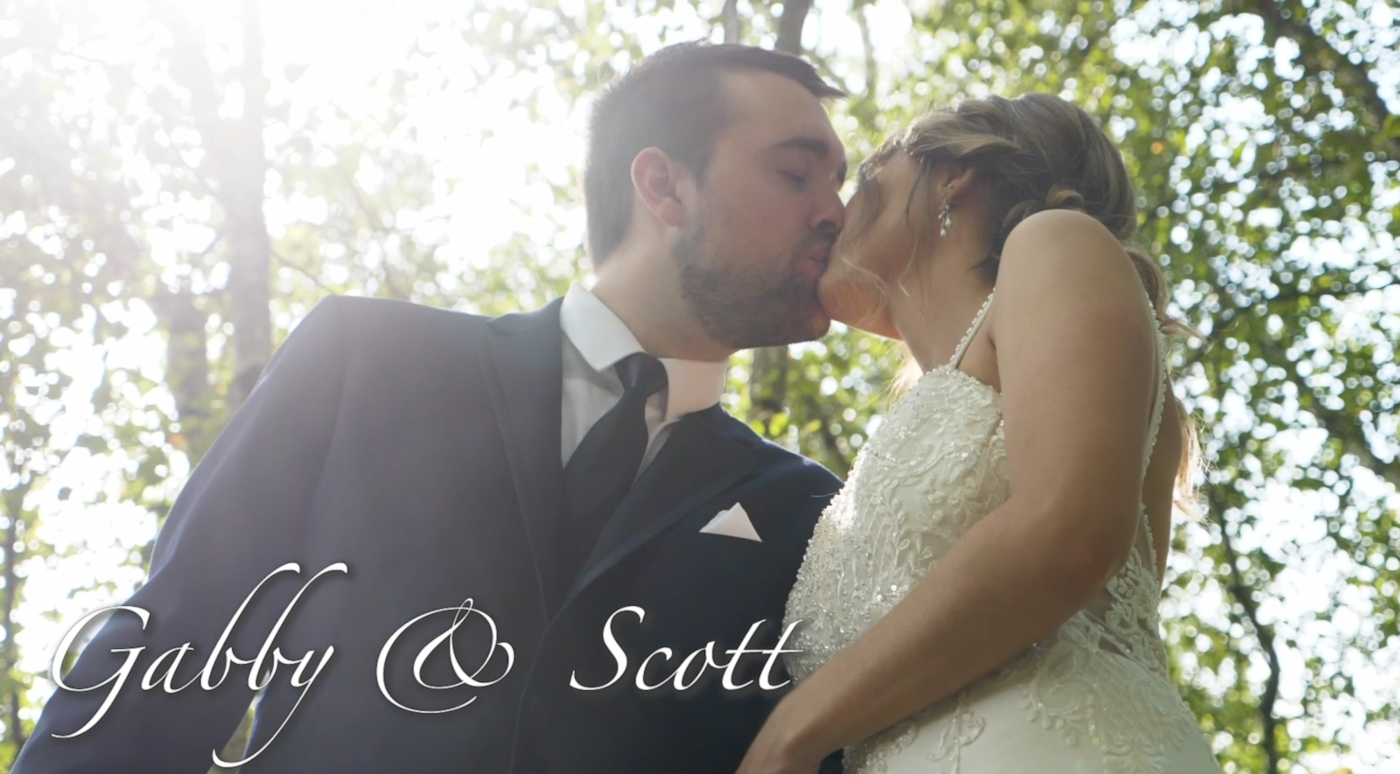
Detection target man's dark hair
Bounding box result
[583,42,844,266]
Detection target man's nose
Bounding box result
[814,186,845,236]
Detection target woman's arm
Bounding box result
[736,209,1161,773]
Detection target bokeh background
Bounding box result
[1,0,1397,771]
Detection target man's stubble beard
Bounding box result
[673,210,828,350]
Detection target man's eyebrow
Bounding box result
[771,136,848,183]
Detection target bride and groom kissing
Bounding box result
[16,41,1223,774]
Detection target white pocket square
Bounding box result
[699,503,762,542]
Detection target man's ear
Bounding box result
[631,147,688,228]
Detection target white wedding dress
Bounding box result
[784,290,1222,774]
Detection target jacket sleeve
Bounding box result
[14,297,349,774]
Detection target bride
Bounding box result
[735,94,1223,774]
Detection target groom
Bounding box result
[16,42,849,774]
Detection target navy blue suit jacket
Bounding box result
[15,297,844,774]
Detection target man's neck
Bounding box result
[590,255,733,363]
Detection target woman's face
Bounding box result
[818,150,930,333]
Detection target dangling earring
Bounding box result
[938,198,954,238]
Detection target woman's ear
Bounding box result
[631,148,687,228]
[944,164,979,207]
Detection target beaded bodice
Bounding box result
[782,348,1015,682]
[783,291,1205,774]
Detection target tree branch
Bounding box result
[1310,402,1400,491]
[1249,328,1400,491]
[270,247,337,293]
[0,113,147,280]
[1232,0,1398,156]
[1266,275,1400,305]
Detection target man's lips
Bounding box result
[804,242,834,271]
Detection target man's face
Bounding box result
[672,69,847,349]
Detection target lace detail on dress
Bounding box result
[783,289,1211,774]
[1009,305,1199,774]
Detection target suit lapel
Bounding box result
[563,406,757,606]
[480,299,571,614]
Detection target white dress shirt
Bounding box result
[558,284,728,473]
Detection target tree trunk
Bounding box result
[747,345,790,434]
[155,2,273,767]
[721,0,741,44]
[1,486,29,755]
[226,0,272,410]
[207,4,272,768]
[1212,492,1282,774]
[155,288,216,463]
[747,0,814,434]
[158,0,272,420]
[773,0,811,55]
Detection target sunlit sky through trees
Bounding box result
[2,0,1397,770]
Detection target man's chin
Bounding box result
[790,293,833,342]
[725,302,829,348]
[805,309,834,339]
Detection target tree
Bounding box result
[1,0,1396,771]
[0,0,468,765]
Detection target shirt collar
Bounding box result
[559,284,728,420]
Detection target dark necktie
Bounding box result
[562,352,668,576]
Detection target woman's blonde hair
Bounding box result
[857,94,1202,516]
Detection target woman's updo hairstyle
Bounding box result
[873,93,1201,515]
[875,93,1183,337]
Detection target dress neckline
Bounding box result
[913,291,999,397]
[947,290,996,370]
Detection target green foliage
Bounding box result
[1,0,1396,771]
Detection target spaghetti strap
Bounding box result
[1138,291,1170,578]
[1141,287,1169,480]
[949,291,995,369]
